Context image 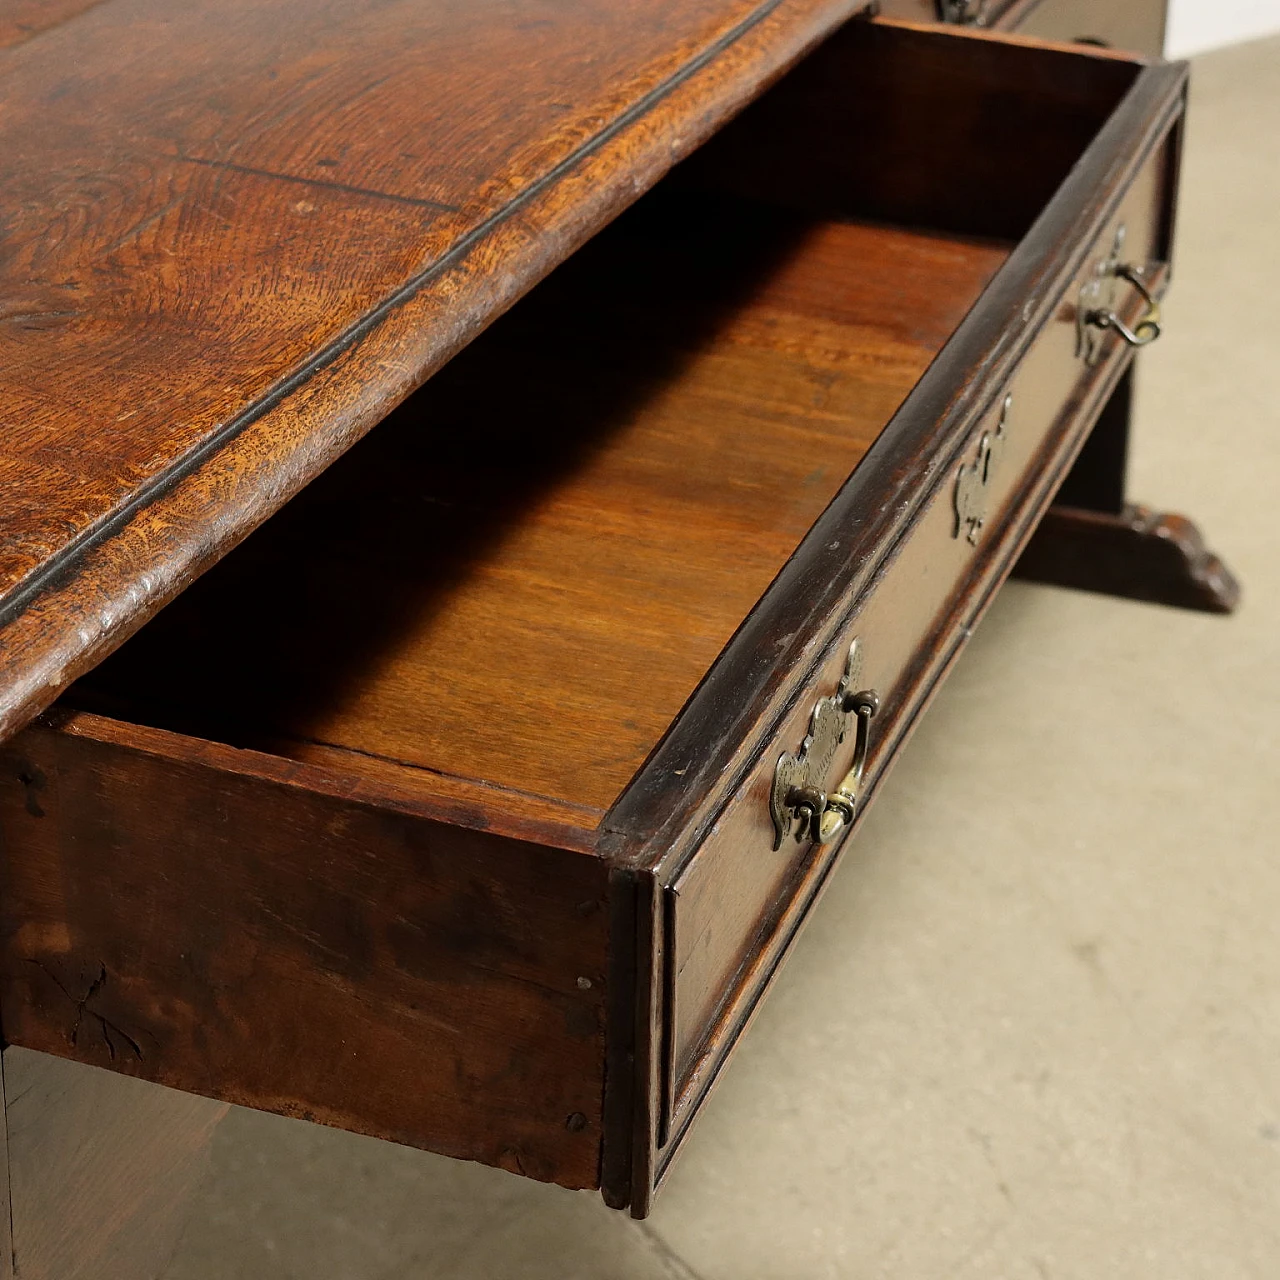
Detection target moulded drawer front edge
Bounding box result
[659,130,1173,1159]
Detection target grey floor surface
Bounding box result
[24,32,1280,1280]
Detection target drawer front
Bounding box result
[658,136,1171,1163]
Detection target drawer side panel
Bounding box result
[0,722,610,1190]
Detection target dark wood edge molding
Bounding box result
[600,866,641,1209]
[1015,504,1241,612]
[630,873,666,1218]
[0,0,869,744]
[604,54,1186,872]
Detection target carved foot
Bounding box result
[1014,503,1241,614]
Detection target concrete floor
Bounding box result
[25,33,1280,1280]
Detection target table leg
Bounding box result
[1014,364,1241,612]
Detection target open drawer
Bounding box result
[0,21,1184,1216]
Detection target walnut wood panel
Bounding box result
[3,1046,227,1280]
[68,211,1006,812]
[0,0,874,744]
[666,146,1166,1136]
[0,716,610,1190]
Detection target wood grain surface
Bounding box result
[0,719,611,1189]
[0,0,774,600]
[0,0,877,744]
[68,199,1006,812]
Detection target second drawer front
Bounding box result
[660,143,1168,1158]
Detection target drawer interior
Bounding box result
[63,21,1143,826]
[68,195,1008,818]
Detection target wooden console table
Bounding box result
[0,0,1236,1262]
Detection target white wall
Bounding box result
[1166,0,1280,55]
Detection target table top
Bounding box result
[0,0,861,741]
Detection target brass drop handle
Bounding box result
[810,690,880,843]
[1085,263,1162,348]
[770,637,882,850]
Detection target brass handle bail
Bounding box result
[1085,262,1162,348]
[771,639,881,849]
[812,689,879,843]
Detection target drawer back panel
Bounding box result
[680,19,1142,239]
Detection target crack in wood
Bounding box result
[23,960,144,1062]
